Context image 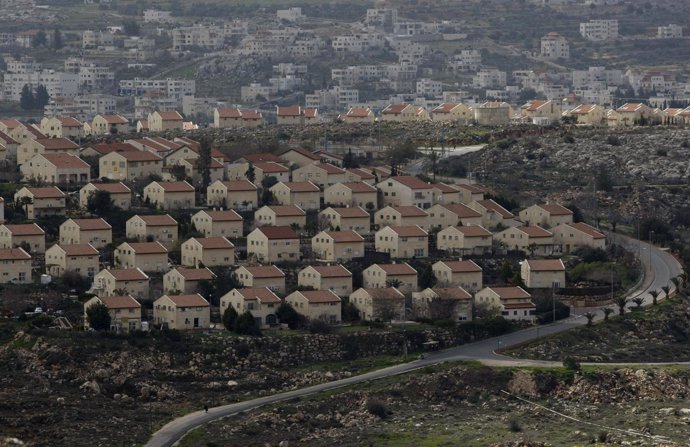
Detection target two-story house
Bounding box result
[59,218,112,248]
[115,241,168,272]
[376,176,434,209]
[324,182,378,208]
[191,210,243,238]
[246,226,300,263]
[319,207,370,234]
[436,225,493,255]
[432,260,483,292]
[180,237,235,268]
[153,293,210,330]
[233,265,286,294]
[362,262,418,294]
[284,290,341,324]
[126,214,179,248]
[311,230,364,262]
[143,180,195,210]
[163,267,216,295]
[220,287,281,327]
[375,225,428,258]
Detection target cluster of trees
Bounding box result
[32,29,63,50]
[20,84,50,110]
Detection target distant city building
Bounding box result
[277,7,305,22]
[579,19,618,41]
[540,32,569,60]
[143,9,173,23]
[657,24,683,39]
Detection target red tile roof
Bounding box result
[88,142,140,155]
[98,295,141,309]
[277,106,302,117]
[281,147,321,160]
[164,293,209,307]
[254,161,289,173]
[314,163,345,174]
[437,260,482,273]
[323,230,364,243]
[386,225,428,237]
[0,248,31,260]
[303,108,317,118]
[202,210,243,221]
[340,182,377,193]
[216,180,258,191]
[432,103,460,114]
[295,290,341,303]
[135,214,178,226]
[41,153,90,169]
[240,265,285,278]
[516,226,552,238]
[429,287,472,300]
[477,199,513,219]
[382,103,410,114]
[567,222,606,239]
[326,206,369,218]
[570,104,597,115]
[25,186,66,199]
[537,203,573,216]
[489,286,531,299]
[346,107,372,117]
[347,168,376,180]
[88,182,131,194]
[99,114,129,125]
[263,205,305,216]
[70,218,112,230]
[306,264,352,277]
[156,111,184,121]
[617,103,645,113]
[155,181,195,193]
[173,267,216,281]
[360,287,405,300]
[277,181,319,192]
[388,175,433,190]
[190,237,234,249]
[443,204,483,219]
[59,243,99,256]
[234,287,281,303]
[452,226,492,237]
[388,206,428,217]
[433,182,459,193]
[103,268,149,281]
[455,183,486,194]
[121,241,168,254]
[372,263,417,275]
[525,259,565,271]
[216,107,242,118]
[57,116,82,127]
[112,150,163,162]
[37,138,80,151]
[254,226,299,240]
[3,223,45,236]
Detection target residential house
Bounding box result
[59,218,112,248]
[456,184,486,204]
[340,107,375,123]
[298,264,352,297]
[553,222,606,253]
[411,287,472,321]
[92,268,150,300]
[227,161,289,183]
[80,182,131,210]
[375,206,429,230]
[473,102,511,126]
[311,230,364,262]
[292,163,347,188]
[615,103,653,126]
[163,267,216,295]
[437,225,493,255]
[127,137,179,158]
[276,106,318,125]
[432,260,483,292]
[45,243,99,278]
[270,181,321,210]
[235,153,282,164]
[495,226,556,256]
[206,180,258,210]
[284,290,341,324]
[220,287,281,327]
[566,104,606,126]
[427,203,484,229]
[431,183,461,205]
[375,225,428,258]
[246,226,300,263]
[18,137,80,166]
[80,141,140,158]
[143,180,195,210]
[278,147,321,167]
[136,119,149,133]
[98,150,164,181]
[377,176,434,209]
[125,214,178,247]
[153,294,210,330]
[20,153,90,185]
[91,114,129,135]
[115,241,168,272]
[148,111,184,132]
[468,199,516,229]
[349,287,406,321]
[520,100,562,125]
[180,237,235,268]
[166,157,224,184]
[14,186,66,219]
[345,168,377,185]
[255,205,306,229]
[40,116,83,139]
[234,265,286,294]
[213,108,263,128]
[319,207,370,234]
[474,286,535,322]
[0,223,46,253]
[84,295,142,332]
[381,103,429,122]
[430,103,472,123]
[519,203,573,228]
[324,182,377,208]
[362,262,418,294]
[191,210,243,238]
[521,259,566,289]
[0,248,32,284]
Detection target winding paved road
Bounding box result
[145,238,683,447]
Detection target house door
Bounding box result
[193,318,199,328]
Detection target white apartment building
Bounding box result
[540,32,569,59]
[143,9,173,23]
[2,70,79,102]
[580,20,618,41]
[172,25,224,51]
[657,24,683,39]
[416,78,443,97]
[450,49,482,71]
[277,7,304,22]
[118,78,196,99]
[473,69,507,89]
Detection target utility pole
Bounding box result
[552,282,556,323]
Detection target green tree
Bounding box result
[631,297,645,309]
[584,312,595,326]
[499,260,513,283]
[169,165,187,181]
[613,296,628,316]
[20,84,35,110]
[245,163,256,183]
[234,311,261,336]
[222,306,238,331]
[35,85,50,108]
[87,190,115,216]
[260,175,278,190]
[342,148,358,168]
[122,19,140,36]
[86,302,111,331]
[198,136,212,191]
[52,28,63,50]
[648,289,659,306]
[418,264,437,289]
[602,307,614,321]
[33,30,47,48]
[276,302,306,329]
[661,285,671,301]
[386,139,417,174]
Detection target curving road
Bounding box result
[145,239,683,447]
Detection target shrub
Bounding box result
[235,341,251,357]
[563,356,581,371]
[563,133,575,144]
[365,398,388,419]
[222,306,238,331]
[508,418,522,432]
[234,311,261,336]
[656,149,668,156]
[308,319,333,334]
[606,135,620,146]
[86,302,111,331]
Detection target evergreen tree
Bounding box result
[86,302,111,331]
[222,306,238,331]
[53,28,63,50]
[87,190,114,216]
[499,260,513,283]
[198,136,212,191]
[245,163,256,183]
[234,311,261,336]
[33,30,47,48]
[418,264,437,289]
[34,85,50,108]
[19,84,35,110]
